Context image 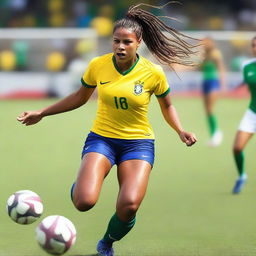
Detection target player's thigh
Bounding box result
[203,91,218,113]
[234,110,256,151]
[233,131,253,152]
[116,160,152,209]
[73,152,112,203]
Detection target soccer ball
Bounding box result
[6,190,43,224]
[36,215,77,255]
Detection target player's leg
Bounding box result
[232,131,253,194]
[203,89,222,146]
[233,130,253,176]
[97,160,151,255]
[72,152,112,211]
[232,109,256,193]
[71,132,116,211]
[116,160,152,221]
[204,91,218,134]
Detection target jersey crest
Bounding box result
[134,80,144,95]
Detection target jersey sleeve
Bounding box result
[153,66,170,97]
[81,57,98,88]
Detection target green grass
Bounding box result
[0,97,255,256]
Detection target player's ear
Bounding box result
[137,37,142,48]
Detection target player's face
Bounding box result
[251,39,256,56]
[112,27,141,63]
[203,38,214,51]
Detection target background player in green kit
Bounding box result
[232,36,256,194]
[17,3,197,256]
[201,37,226,146]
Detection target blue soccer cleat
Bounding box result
[96,239,114,256]
[232,176,247,194]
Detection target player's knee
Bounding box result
[73,197,96,212]
[206,108,212,115]
[233,145,242,155]
[126,204,139,216]
[120,201,140,218]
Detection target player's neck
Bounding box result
[116,55,138,73]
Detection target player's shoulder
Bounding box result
[242,58,256,69]
[89,53,113,67]
[211,48,222,59]
[139,55,165,76]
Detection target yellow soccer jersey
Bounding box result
[81,53,170,139]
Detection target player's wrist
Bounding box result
[38,110,45,118]
[177,129,185,135]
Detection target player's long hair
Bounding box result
[113,2,199,67]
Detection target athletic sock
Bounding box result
[234,151,245,177]
[102,213,136,245]
[207,114,218,136]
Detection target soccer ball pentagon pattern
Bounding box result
[6,190,43,224]
[36,215,76,255]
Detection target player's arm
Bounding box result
[17,86,95,126]
[157,93,197,146]
[213,50,226,90]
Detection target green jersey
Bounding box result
[202,49,222,80]
[243,58,256,113]
[202,60,218,80]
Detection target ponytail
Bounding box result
[114,2,199,67]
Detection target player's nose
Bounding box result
[118,43,125,50]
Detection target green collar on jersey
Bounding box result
[112,54,140,76]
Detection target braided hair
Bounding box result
[113,3,199,67]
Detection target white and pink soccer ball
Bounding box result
[36,215,77,255]
[6,190,43,224]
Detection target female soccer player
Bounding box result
[201,37,225,146]
[17,4,197,256]
[232,36,256,194]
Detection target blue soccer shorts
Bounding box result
[81,131,155,167]
[202,79,220,94]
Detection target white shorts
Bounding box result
[238,109,256,133]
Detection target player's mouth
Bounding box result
[116,52,126,59]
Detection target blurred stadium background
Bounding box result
[1,1,256,256]
[0,0,255,98]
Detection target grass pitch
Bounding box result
[1,97,256,256]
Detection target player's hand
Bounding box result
[17,111,43,126]
[179,131,197,146]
